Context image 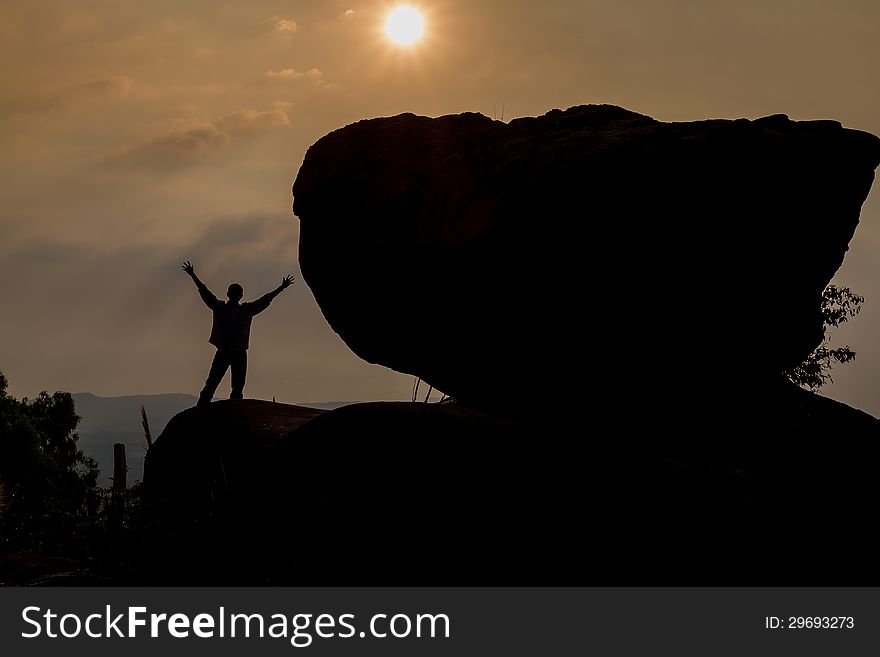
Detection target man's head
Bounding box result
[227,283,243,302]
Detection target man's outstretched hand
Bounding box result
[281,274,295,289]
[182,260,195,276]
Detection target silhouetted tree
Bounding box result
[785,285,864,391]
[0,371,98,522]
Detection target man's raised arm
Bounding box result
[182,260,221,310]
[250,274,295,315]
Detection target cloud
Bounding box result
[269,100,293,112]
[272,17,297,33]
[114,125,231,169]
[107,105,289,171]
[188,213,295,254]
[344,10,355,18]
[265,68,299,80]
[263,68,324,85]
[1,77,135,116]
[63,77,135,102]
[265,68,321,80]
[216,109,289,135]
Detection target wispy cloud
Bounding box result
[64,77,135,101]
[272,16,297,33]
[1,77,135,116]
[216,109,289,135]
[264,67,323,82]
[108,106,289,171]
[112,125,231,170]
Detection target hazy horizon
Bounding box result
[2,1,879,413]
[70,390,380,405]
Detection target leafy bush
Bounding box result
[784,285,864,391]
[0,371,98,524]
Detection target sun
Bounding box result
[384,5,425,45]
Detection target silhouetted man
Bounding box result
[182,261,294,407]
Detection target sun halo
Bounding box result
[384,5,425,45]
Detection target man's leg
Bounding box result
[199,349,231,406]
[229,350,247,400]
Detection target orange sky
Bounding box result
[1,0,879,410]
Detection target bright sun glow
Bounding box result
[384,6,425,45]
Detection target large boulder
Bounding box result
[143,399,323,508]
[141,390,880,583]
[292,105,880,412]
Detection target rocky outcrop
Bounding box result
[292,105,880,412]
[143,399,323,508]
[142,390,880,584]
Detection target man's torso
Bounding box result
[209,302,255,350]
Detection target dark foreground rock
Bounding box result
[144,399,323,507]
[292,105,880,413]
[142,389,880,584]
